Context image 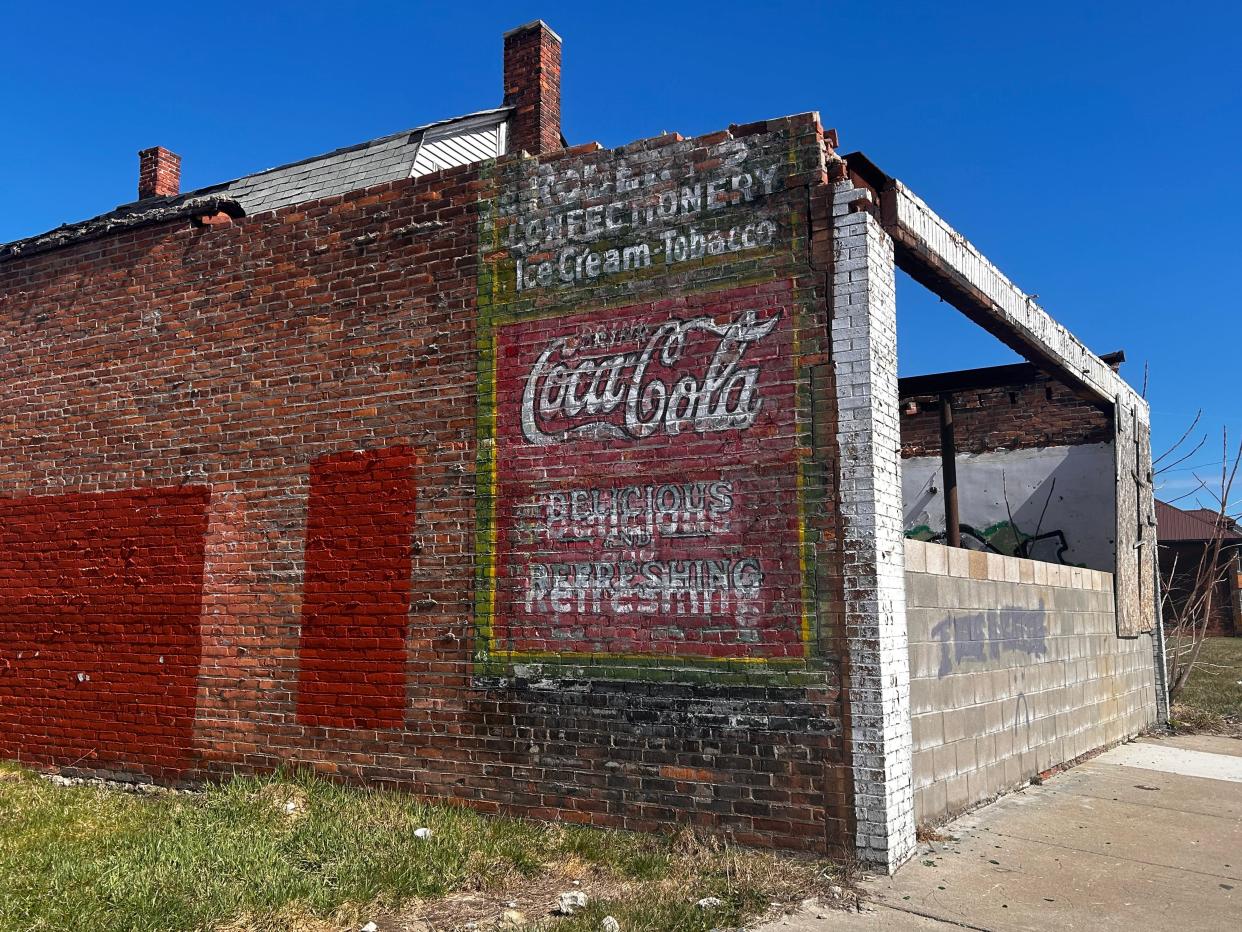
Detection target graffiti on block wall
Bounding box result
[931,606,1048,678]
[476,283,813,669]
[908,521,1074,566]
[901,446,1119,571]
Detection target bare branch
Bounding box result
[1154,409,1203,467]
[1154,436,1207,477]
[1162,478,1208,506]
[1165,426,1242,701]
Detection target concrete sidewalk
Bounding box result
[763,735,1241,932]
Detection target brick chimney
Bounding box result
[138,146,181,200]
[503,21,562,156]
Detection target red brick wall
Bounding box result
[504,22,561,156]
[0,486,209,778]
[0,116,851,852]
[138,146,181,199]
[900,378,1111,458]
[1160,541,1241,637]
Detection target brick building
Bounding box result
[0,22,1163,871]
[1157,500,1242,637]
[898,354,1124,569]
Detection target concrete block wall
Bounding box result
[905,539,1157,824]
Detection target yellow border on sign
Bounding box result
[474,281,817,671]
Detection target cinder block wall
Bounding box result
[904,539,1157,824]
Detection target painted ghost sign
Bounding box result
[476,283,813,671]
[501,141,783,294]
[473,126,826,677]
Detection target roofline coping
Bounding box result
[503,20,562,43]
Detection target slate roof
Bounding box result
[1,106,511,262]
[216,125,423,216]
[210,107,509,216]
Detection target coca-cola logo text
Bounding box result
[519,309,780,445]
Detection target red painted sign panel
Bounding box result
[487,281,808,662]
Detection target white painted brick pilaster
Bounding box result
[831,183,916,871]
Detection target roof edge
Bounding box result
[899,352,1126,398]
[0,108,823,265]
[0,106,513,261]
[0,196,243,264]
[503,20,562,43]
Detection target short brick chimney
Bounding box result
[138,146,181,200]
[503,20,562,156]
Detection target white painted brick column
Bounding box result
[831,182,916,871]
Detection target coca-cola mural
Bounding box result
[479,282,811,666]
[519,309,778,445]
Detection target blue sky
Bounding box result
[3,1,1237,503]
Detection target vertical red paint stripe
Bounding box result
[296,447,417,730]
[0,486,210,777]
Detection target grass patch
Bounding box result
[0,766,851,932]
[1170,636,1242,731]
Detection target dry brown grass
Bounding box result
[382,829,861,932]
[915,824,952,843]
[1169,701,1242,737]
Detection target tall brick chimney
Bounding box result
[503,20,562,156]
[138,146,181,200]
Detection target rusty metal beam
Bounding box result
[939,393,961,548]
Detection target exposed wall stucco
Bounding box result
[902,443,1117,571]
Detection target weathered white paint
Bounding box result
[522,558,764,619]
[901,443,1116,571]
[536,480,736,546]
[831,183,916,872]
[511,148,778,233]
[504,138,785,292]
[519,478,764,620]
[889,181,1147,420]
